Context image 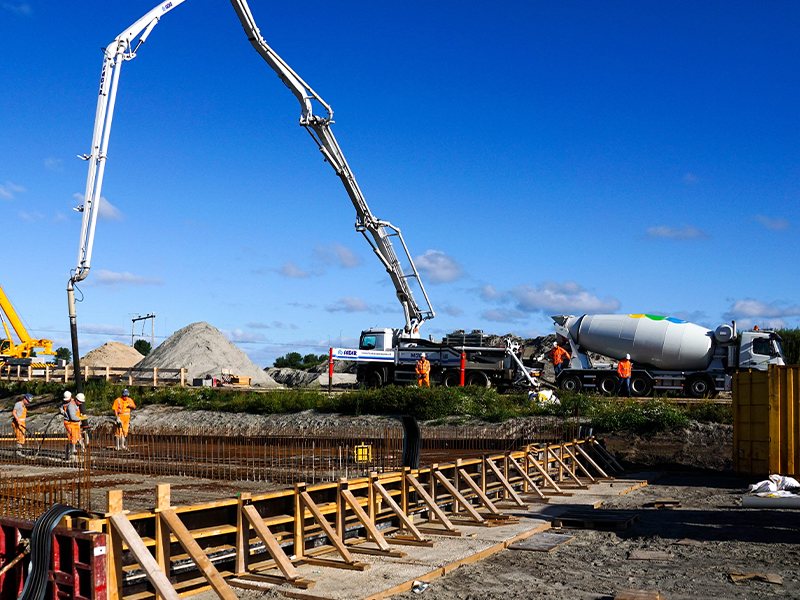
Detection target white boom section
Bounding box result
[72,0,188,285]
[228,0,434,335]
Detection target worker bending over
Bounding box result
[62,391,85,461]
[12,394,33,456]
[550,342,571,377]
[113,389,136,451]
[617,354,632,397]
[416,353,431,387]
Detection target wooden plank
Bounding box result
[154,484,172,600]
[526,452,564,494]
[341,488,391,551]
[508,532,574,552]
[591,439,624,472]
[574,441,609,478]
[434,471,485,523]
[235,572,314,589]
[109,514,180,600]
[628,550,672,561]
[303,558,369,571]
[372,480,428,542]
[243,504,300,580]
[484,458,526,506]
[561,444,597,483]
[300,491,355,563]
[405,473,457,532]
[548,445,587,488]
[159,509,239,600]
[507,455,545,500]
[614,591,661,600]
[457,468,501,515]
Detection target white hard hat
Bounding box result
[553,342,558,348]
[625,354,631,360]
[76,393,85,403]
[63,391,72,400]
[421,353,426,358]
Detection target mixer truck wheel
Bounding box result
[442,371,461,388]
[686,375,713,398]
[467,371,491,388]
[597,375,619,396]
[630,375,652,397]
[560,374,582,392]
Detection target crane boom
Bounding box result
[0,285,55,359]
[228,0,434,334]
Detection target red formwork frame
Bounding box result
[0,516,106,600]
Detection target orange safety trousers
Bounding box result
[13,420,25,444]
[418,374,430,387]
[115,414,131,437]
[64,421,82,445]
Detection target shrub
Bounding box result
[590,398,689,434]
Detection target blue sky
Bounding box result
[2,1,798,367]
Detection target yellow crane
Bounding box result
[0,285,55,362]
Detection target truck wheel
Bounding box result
[597,376,618,396]
[630,375,652,397]
[442,371,461,388]
[366,370,383,389]
[686,375,712,398]
[467,371,491,388]
[560,374,582,392]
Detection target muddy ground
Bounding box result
[392,472,799,600]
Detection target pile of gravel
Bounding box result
[78,342,143,368]
[135,321,279,387]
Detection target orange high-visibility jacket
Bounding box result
[551,346,570,365]
[617,360,632,378]
[416,359,430,376]
[113,397,136,416]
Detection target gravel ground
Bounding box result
[392,472,799,600]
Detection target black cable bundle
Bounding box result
[17,504,88,600]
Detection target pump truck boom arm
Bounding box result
[228,0,434,334]
[69,0,435,391]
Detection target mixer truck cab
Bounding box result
[552,314,786,398]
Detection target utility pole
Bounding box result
[131,313,156,349]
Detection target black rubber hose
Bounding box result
[17,504,88,600]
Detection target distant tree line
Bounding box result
[777,328,800,365]
[273,352,328,370]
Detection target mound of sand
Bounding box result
[135,322,278,388]
[80,342,143,367]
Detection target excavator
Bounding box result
[68,0,435,392]
[0,285,55,365]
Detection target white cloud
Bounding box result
[91,270,164,286]
[0,181,26,200]
[479,285,505,302]
[44,158,64,172]
[2,3,31,16]
[723,299,800,321]
[247,321,296,330]
[414,250,465,283]
[221,329,267,343]
[755,215,790,231]
[314,244,361,268]
[18,211,43,221]
[325,297,370,313]
[72,193,123,221]
[509,281,621,314]
[482,308,527,322]
[277,261,310,278]
[52,212,68,224]
[645,224,709,240]
[442,305,463,317]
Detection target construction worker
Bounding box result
[12,394,33,456]
[62,391,84,461]
[617,354,632,397]
[415,353,431,387]
[550,342,571,377]
[112,389,136,450]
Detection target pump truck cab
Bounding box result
[552,313,785,398]
[356,328,540,390]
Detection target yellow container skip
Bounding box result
[733,365,800,476]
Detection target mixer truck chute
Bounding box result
[552,313,785,398]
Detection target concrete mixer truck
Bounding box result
[552,314,786,398]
